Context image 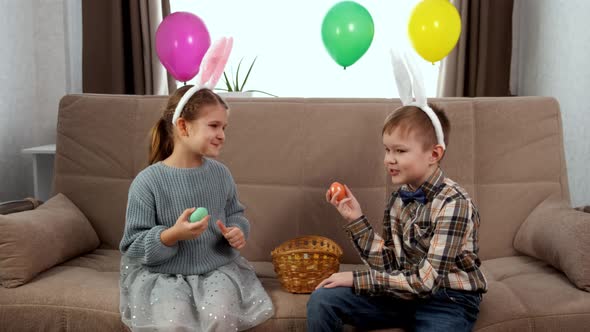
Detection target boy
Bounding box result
[307,104,488,332]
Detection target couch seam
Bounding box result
[476,312,590,331]
[57,132,129,176]
[0,304,121,316]
[0,303,310,321]
[492,268,562,282]
[62,305,67,332]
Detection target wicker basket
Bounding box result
[271,235,343,294]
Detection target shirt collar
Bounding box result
[399,167,445,203]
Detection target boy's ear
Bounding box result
[430,144,445,164]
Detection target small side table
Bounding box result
[21,144,56,202]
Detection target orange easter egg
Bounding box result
[329,182,346,202]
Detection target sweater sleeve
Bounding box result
[224,169,250,239]
[119,177,179,266]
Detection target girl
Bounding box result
[119,39,274,331]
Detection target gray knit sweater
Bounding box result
[119,158,250,275]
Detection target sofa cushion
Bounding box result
[2,250,589,332]
[256,258,590,331]
[514,195,590,291]
[0,255,124,332]
[478,256,590,331]
[0,193,100,288]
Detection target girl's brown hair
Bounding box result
[148,86,228,164]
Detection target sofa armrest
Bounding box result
[0,198,43,215]
[514,194,590,291]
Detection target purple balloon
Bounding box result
[156,12,211,82]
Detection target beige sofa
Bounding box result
[1,95,589,331]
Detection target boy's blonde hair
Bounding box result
[382,104,450,150]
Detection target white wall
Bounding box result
[515,0,590,207]
[0,0,78,201]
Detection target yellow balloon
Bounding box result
[408,0,461,63]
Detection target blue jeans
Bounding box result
[306,287,482,332]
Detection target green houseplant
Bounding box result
[216,57,277,97]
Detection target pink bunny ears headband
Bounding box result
[172,37,234,126]
[390,50,446,150]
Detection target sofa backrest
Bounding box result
[54,95,569,263]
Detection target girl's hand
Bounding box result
[315,271,353,289]
[162,208,210,246]
[326,185,363,222]
[217,220,246,249]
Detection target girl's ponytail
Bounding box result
[149,117,173,165]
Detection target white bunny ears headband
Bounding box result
[172,37,234,126]
[390,50,446,150]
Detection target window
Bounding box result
[170,0,440,98]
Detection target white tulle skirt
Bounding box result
[120,254,274,332]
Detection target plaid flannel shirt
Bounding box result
[345,167,488,299]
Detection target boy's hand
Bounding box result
[326,184,363,222]
[315,271,353,289]
[162,208,210,246]
[217,220,246,249]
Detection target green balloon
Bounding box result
[321,1,374,69]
